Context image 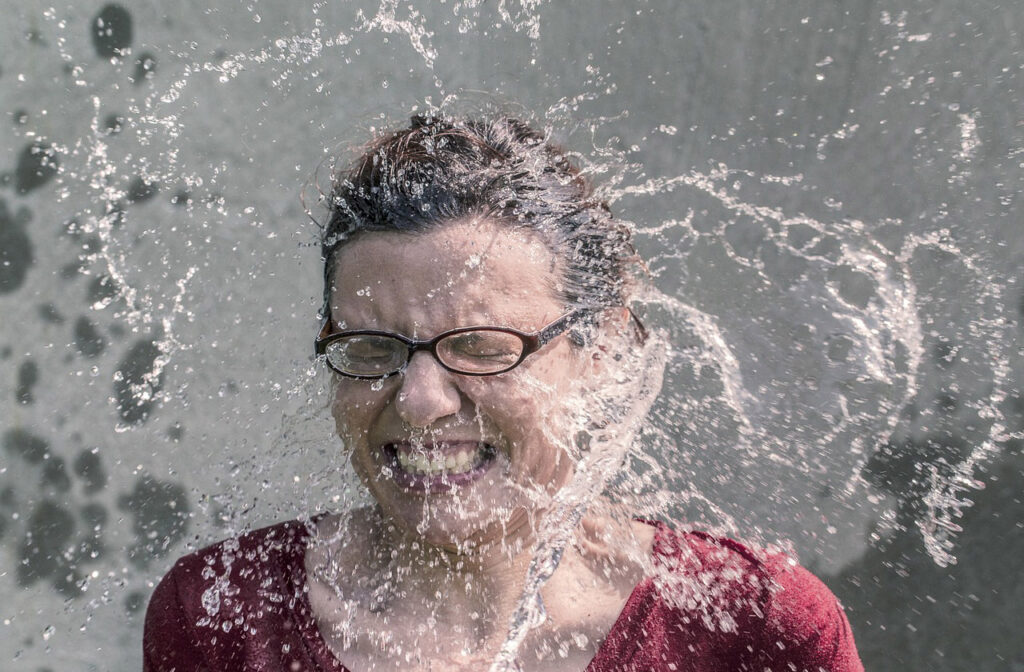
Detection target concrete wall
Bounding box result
[1,1,1021,669]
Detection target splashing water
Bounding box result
[1,2,1021,671]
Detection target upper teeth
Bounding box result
[396,447,480,476]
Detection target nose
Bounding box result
[393,351,462,427]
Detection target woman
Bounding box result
[144,114,863,671]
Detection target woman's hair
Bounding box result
[319,114,637,318]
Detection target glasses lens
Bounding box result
[436,330,525,374]
[325,334,406,376]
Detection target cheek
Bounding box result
[330,382,386,441]
[463,360,585,443]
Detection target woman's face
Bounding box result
[329,218,596,552]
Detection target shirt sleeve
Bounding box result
[752,553,864,672]
[143,562,209,672]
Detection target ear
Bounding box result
[581,308,667,433]
[583,307,634,377]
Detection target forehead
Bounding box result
[329,218,563,331]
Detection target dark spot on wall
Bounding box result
[125,590,146,614]
[15,142,59,195]
[167,421,184,442]
[936,391,959,413]
[0,487,11,539]
[131,52,157,84]
[74,449,108,494]
[932,339,958,368]
[79,502,108,562]
[0,199,33,293]
[104,113,124,135]
[73,316,106,358]
[825,334,853,362]
[827,265,877,310]
[60,259,85,279]
[3,428,49,464]
[81,233,103,254]
[87,275,118,307]
[17,500,76,589]
[81,502,107,528]
[114,339,164,425]
[12,109,29,125]
[0,346,11,359]
[1009,391,1024,435]
[863,433,972,516]
[41,456,72,494]
[127,176,159,203]
[91,4,133,59]
[62,217,82,239]
[16,359,38,404]
[118,475,190,568]
[38,303,64,323]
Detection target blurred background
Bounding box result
[0,1,1021,669]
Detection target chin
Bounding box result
[380,496,530,553]
[364,473,541,554]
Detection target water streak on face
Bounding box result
[329,218,595,553]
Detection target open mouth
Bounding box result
[382,440,499,493]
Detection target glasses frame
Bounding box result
[314,307,603,379]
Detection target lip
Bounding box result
[380,440,499,494]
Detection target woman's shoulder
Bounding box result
[160,517,313,588]
[623,520,864,671]
[149,516,319,629]
[144,517,339,672]
[644,519,839,599]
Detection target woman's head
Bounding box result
[317,114,658,554]
[320,114,637,319]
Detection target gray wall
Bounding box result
[1,1,1021,669]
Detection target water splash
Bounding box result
[5,3,1019,670]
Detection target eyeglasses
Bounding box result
[314,308,602,379]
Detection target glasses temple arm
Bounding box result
[627,307,649,345]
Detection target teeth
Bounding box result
[395,445,482,477]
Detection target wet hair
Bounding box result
[319,114,637,321]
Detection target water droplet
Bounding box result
[201,586,221,616]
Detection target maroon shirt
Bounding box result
[144,519,863,671]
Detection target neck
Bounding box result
[306,504,654,670]
[373,510,549,642]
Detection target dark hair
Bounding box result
[319,114,636,320]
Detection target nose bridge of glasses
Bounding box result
[404,336,442,370]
